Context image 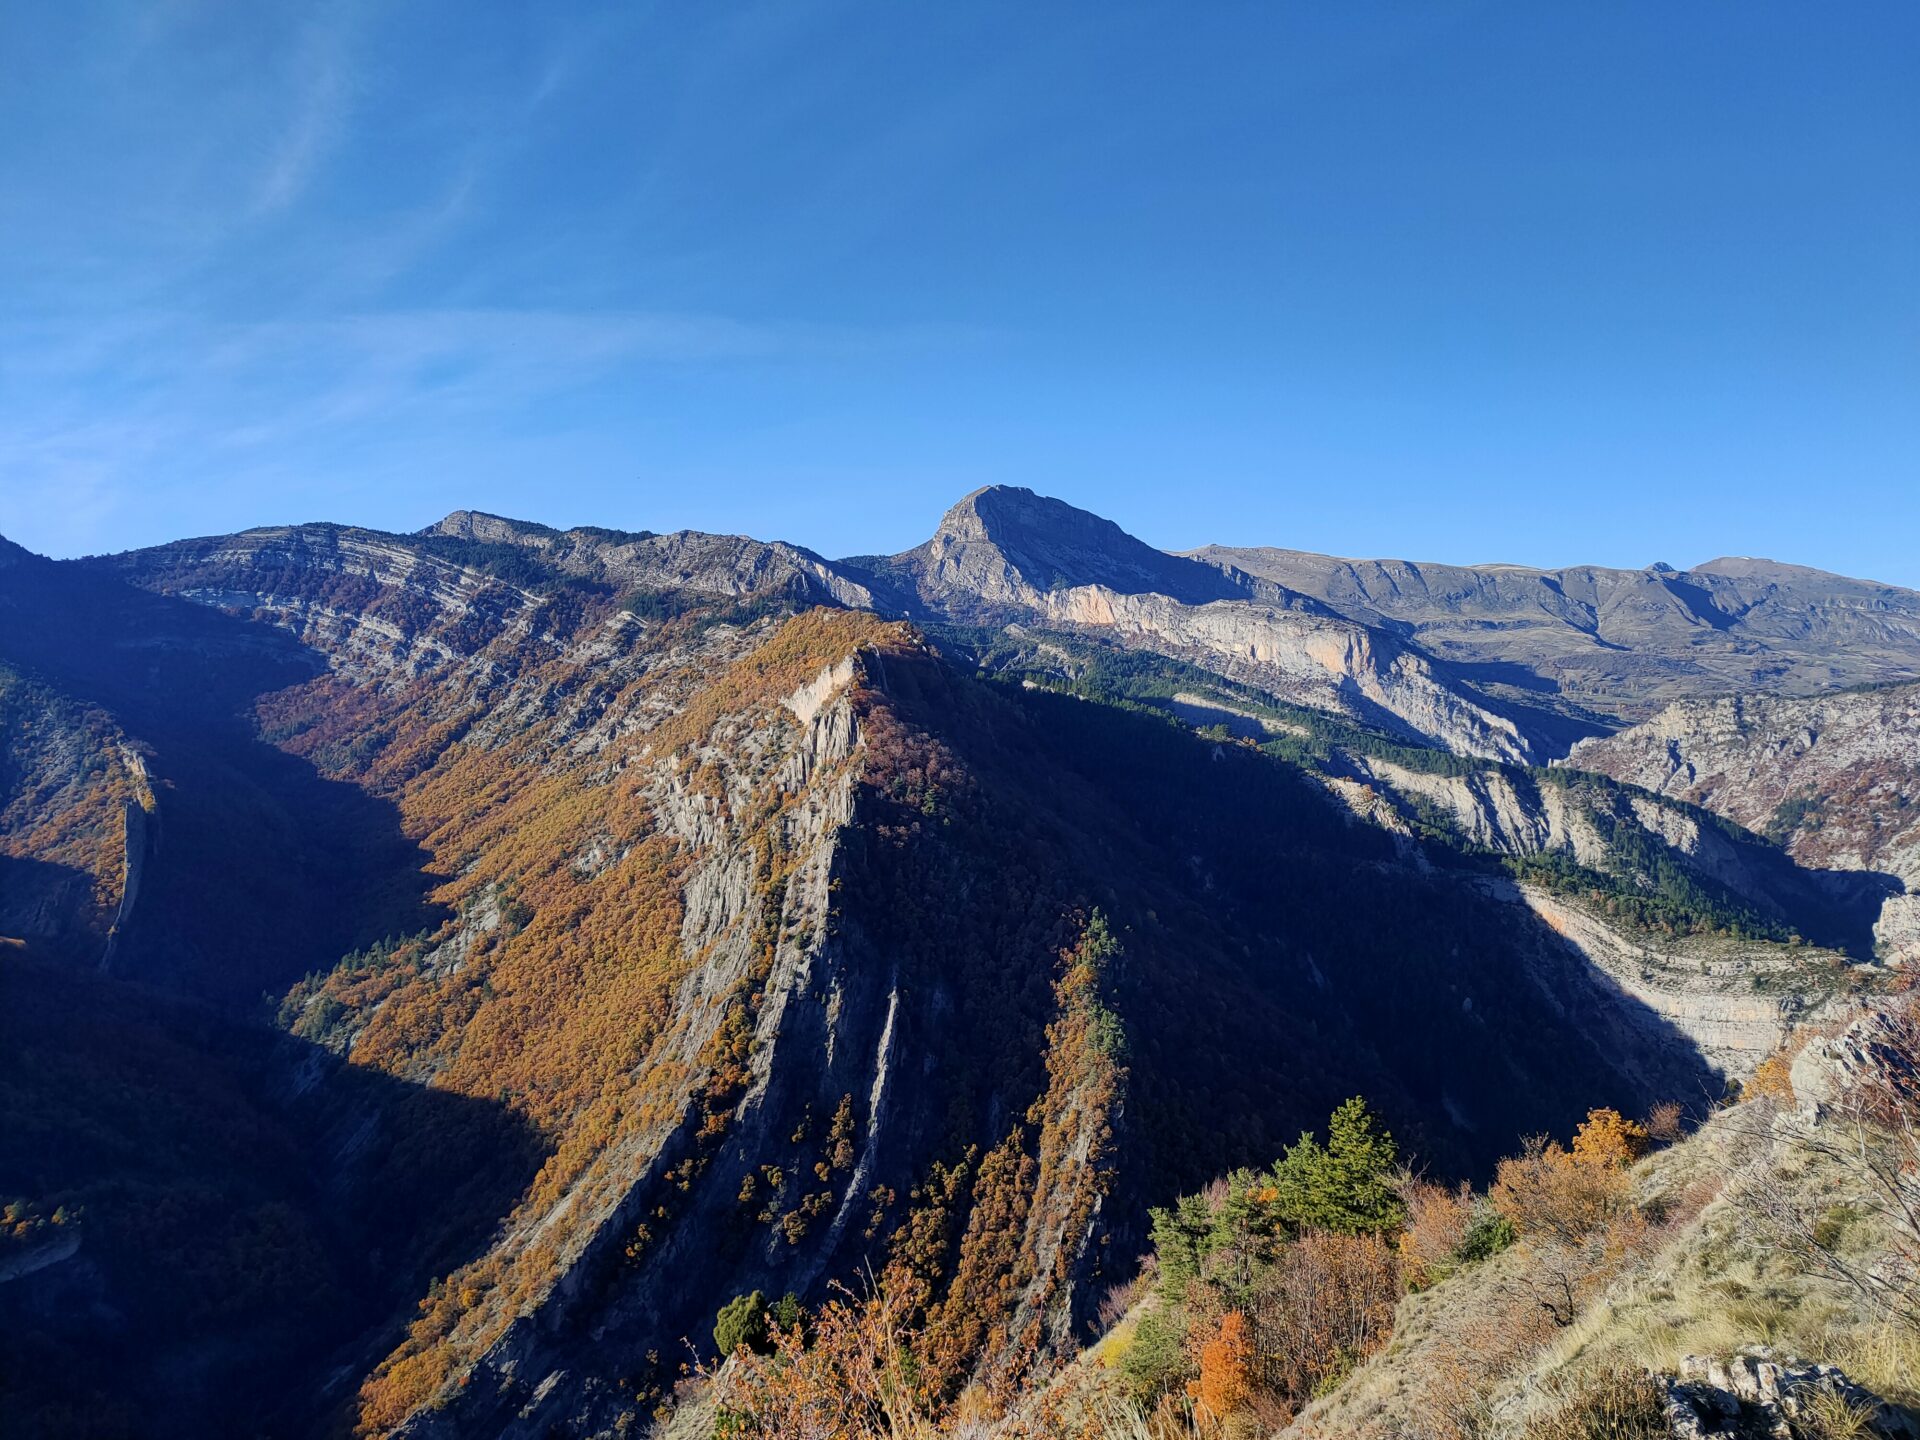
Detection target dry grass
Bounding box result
[1517,1367,1669,1440]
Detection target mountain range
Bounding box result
[3,488,1917,1438]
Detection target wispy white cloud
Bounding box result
[0,303,988,552]
[252,3,361,216]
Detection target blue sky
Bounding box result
[2,3,1916,582]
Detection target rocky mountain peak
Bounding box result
[894,484,1251,612]
[421,510,554,545]
[930,485,1135,557]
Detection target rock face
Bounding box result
[1567,683,1920,884]
[1510,885,1839,1081]
[1193,546,1920,721]
[1669,1348,1920,1439]
[0,668,151,965]
[426,510,878,609]
[1788,1008,1920,1116]
[1569,683,1920,964]
[869,486,1270,613]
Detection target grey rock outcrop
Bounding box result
[1668,1348,1919,1439]
[1788,1008,1920,1117]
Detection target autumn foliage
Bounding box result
[1489,1108,1646,1247]
[1188,1310,1252,1422]
[1125,1100,1406,1428]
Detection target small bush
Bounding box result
[1644,1101,1685,1145]
[1491,1120,1635,1247]
[1454,1206,1518,1264]
[1188,1310,1252,1422]
[1118,1305,1189,1404]
[714,1290,769,1357]
[1748,1051,1797,1104]
[1400,1181,1474,1288]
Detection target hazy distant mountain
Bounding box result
[1192,543,1920,721]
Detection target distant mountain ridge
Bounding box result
[47,487,1920,760]
[1192,542,1920,721]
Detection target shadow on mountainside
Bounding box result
[1798,865,1904,962]
[0,854,113,965]
[0,956,547,1440]
[947,677,1724,1177]
[0,546,450,1004]
[1,544,534,1438]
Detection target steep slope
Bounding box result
[1566,682,1920,884]
[1569,682,1920,965]
[0,539,548,1436]
[953,628,1886,1080]
[0,663,151,968]
[1194,546,1920,723]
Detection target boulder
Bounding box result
[1666,1347,1919,1439]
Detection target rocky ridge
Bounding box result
[863,489,1542,762]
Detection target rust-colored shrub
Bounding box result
[1400,1180,1475,1289]
[1490,1134,1632,1247]
[1255,1230,1399,1411]
[1748,1050,1797,1104]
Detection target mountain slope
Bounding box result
[862,489,1546,763]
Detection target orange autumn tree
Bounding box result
[1189,1309,1253,1424]
[1568,1108,1648,1170]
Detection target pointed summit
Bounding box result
[887,485,1251,615]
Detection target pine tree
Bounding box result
[1269,1096,1404,1236]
